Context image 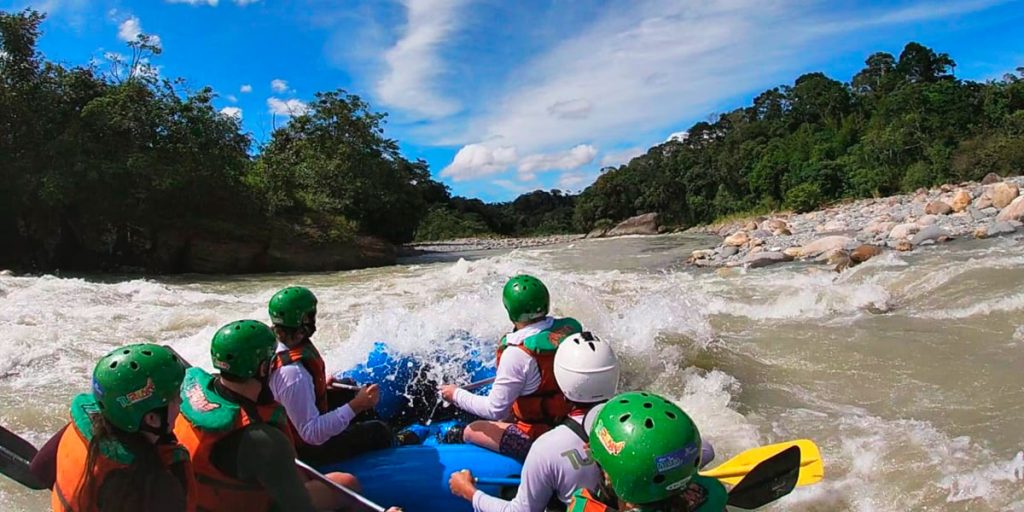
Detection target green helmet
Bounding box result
[268,286,318,328]
[502,275,550,323]
[589,391,703,505]
[211,320,277,380]
[91,344,186,433]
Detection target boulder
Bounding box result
[0,269,13,276]
[742,221,759,232]
[985,221,1018,238]
[748,238,765,247]
[724,231,750,247]
[916,215,938,226]
[951,189,972,212]
[690,249,715,261]
[924,201,953,215]
[586,226,610,239]
[764,219,788,232]
[773,227,793,236]
[850,244,883,264]
[974,195,994,210]
[888,223,920,240]
[605,213,660,237]
[861,221,896,236]
[750,229,773,239]
[818,220,848,233]
[800,235,853,259]
[783,247,803,259]
[981,172,1002,185]
[940,184,953,193]
[894,240,913,252]
[991,182,1020,209]
[744,251,793,269]
[996,196,1024,222]
[719,245,739,258]
[911,225,947,246]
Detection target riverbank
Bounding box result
[401,234,584,254]
[685,173,1024,270]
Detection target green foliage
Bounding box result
[572,41,1024,229]
[414,207,491,241]
[784,183,823,213]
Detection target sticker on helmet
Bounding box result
[655,443,700,473]
[596,424,625,455]
[214,360,231,370]
[92,378,104,398]
[116,378,155,407]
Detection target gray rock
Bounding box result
[911,225,947,246]
[982,172,1002,185]
[750,229,773,239]
[986,221,1018,237]
[719,245,739,257]
[606,213,660,237]
[744,251,793,269]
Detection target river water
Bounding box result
[2,234,1023,511]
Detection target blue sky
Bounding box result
[5,0,1024,202]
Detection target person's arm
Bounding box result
[471,444,556,512]
[234,423,317,512]
[270,364,356,445]
[452,349,539,420]
[29,423,67,489]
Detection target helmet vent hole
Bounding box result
[225,354,235,360]
[588,342,596,351]
[640,392,649,397]
[129,361,139,370]
[109,362,118,369]
[665,411,677,419]
[618,399,629,404]
[653,474,666,484]
[141,350,152,356]
[619,413,631,423]
[644,418,654,429]
[643,402,653,409]
[122,349,130,355]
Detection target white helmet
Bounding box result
[554,331,620,403]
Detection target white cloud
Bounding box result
[167,0,219,6]
[117,16,160,47]
[600,146,646,167]
[518,144,597,178]
[666,131,689,143]
[267,97,308,117]
[440,144,518,181]
[434,0,1005,182]
[375,0,468,119]
[225,94,238,103]
[556,171,599,192]
[219,106,242,119]
[271,79,290,93]
[492,179,534,195]
[234,0,260,5]
[240,84,253,93]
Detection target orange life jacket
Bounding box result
[174,368,292,512]
[51,395,196,512]
[271,341,328,446]
[496,317,581,439]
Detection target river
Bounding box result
[2,234,1023,511]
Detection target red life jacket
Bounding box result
[271,341,328,446]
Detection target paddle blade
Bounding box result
[0,426,46,490]
[701,439,823,487]
[726,445,800,510]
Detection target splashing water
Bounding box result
[2,234,1023,511]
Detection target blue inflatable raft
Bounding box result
[323,342,521,511]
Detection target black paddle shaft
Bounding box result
[726,445,801,510]
[0,425,47,490]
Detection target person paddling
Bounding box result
[449,331,618,511]
[267,286,394,464]
[440,275,582,460]
[173,320,358,512]
[566,391,727,512]
[31,343,193,512]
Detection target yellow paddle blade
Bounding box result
[700,439,824,487]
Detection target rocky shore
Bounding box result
[685,173,1024,270]
[403,234,585,254]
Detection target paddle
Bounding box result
[726,445,801,509]
[700,439,823,487]
[0,425,46,490]
[295,459,388,512]
[165,346,391,512]
[331,376,497,393]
